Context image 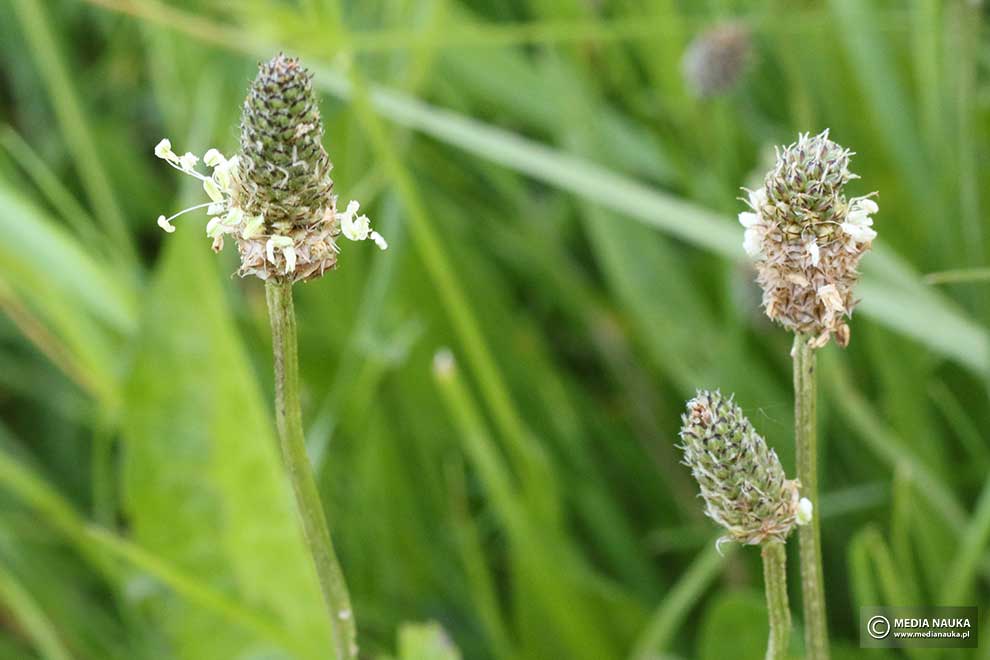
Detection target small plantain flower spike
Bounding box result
[678,390,811,549]
[153,54,385,282]
[739,130,876,348]
[682,22,752,99]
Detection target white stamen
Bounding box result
[370,231,388,251]
[157,215,176,233]
[157,202,216,232]
[179,152,199,171]
[266,235,294,265]
[342,213,371,241]
[242,215,265,239]
[154,138,174,160]
[203,178,224,203]
[204,148,225,167]
[742,227,763,257]
[164,158,209,182]
[738,211,759,228]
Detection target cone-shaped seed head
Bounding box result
[230,53,341,282]
[152,54,386,282]
[236,53,333,231]
[740,130,878,348]
[678,390,801,546]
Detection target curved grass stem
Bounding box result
[793,333,828,659]
[266,278,356,660]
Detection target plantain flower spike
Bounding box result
[678,390,811,550]
[739,130,876,348]
[682,22,752,99]
[153,54,385,282]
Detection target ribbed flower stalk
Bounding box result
[678,391,810,660]
[267,278,356,659]
[762,542,791,660]
[244,54,359,659]
[152,54,390,659]
[793,332,827,660]
[739,130,877,659]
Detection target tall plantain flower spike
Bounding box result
[153,54,386,282]
[739,130,876,348]
[678,390,811,549]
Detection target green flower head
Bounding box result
[153,54,386,283]
[678,390,811,548]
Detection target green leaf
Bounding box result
[697,590,770,660]
[121,227,333,658]
[0,562,72,660]
[397,622,462,660]
[631,543,731,660]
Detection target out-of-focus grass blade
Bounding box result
[0,563,73,660]
[0,182,135,333]
[84,526,311,658]
[848,528,881,611]
[852,526,930,660]
[348,72,560,527]
[0,181,135,407]
[321,66,739,256]
[940,477,990,604]
[0,441,301,657]
[0,126,101,249]
[396,621,463,660]
[447,459,515,659]
[629,542,730,660]
[827,0,938,238]
[696,591,770,660]
[928,382,990,469]
[0,450,91,554]
[824,358,966,531]
[856,278,987,379]
[924,268,990,285]
[433,350,625,659]
[11,0,134,264]
[889,467,922,605]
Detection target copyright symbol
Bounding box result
[867,615,891,639]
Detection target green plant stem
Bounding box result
[266,278,356,660]
[793,333,828,659]
[762,542,791,660]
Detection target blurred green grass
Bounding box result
[0,0,987,658]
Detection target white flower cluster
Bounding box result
[738,187,767,258]
[154,138,386,276]
[840,197,879,244]
[154,138,243,242]
[338,200,388,251]
[738,188,877,262]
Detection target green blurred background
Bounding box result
[0,0,988,658]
